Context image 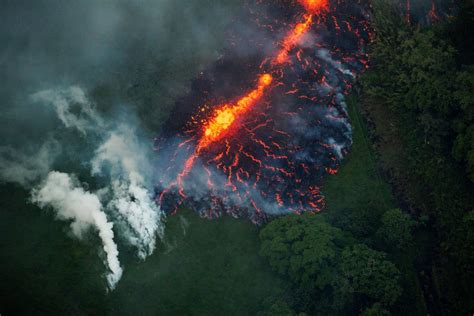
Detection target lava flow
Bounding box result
[197,73,273,152]
[176,73,273,196]
[156,0,372,222]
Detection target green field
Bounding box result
[110,209,284,315]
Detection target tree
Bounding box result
[453,66,474,182]
[340,244,402,305]
[376,208,417,250]
[259,213,347,289]
[257,299,299,316]
[361,303,391,316]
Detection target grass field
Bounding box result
[110,209,283,315]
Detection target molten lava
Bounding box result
[156,0,372,222]
[298,0,329,13]
[197,73,273,151]
[274,14,314,64]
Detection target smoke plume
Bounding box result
[31,86,104,135]
[0,139,59,187]
[92,129,164,259]
[31,171,123,289]
[0,0,242,289]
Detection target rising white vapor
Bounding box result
[31,171,123,289]
[31,86,104,135]
[92,129,164,259]
[25,85,165,288]
[0,139,59,187]
[33,86,165,260]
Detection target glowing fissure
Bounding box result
[176,1,325,181]
[157,0,371,222]
[197,73,273,151]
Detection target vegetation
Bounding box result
[361,0,474,313]
[1,0,472,315]
[376,208,417,250]
[258,95,425,315]
[257,1,474,314]
[260,214,403,314]
[0,193,283,315]
[110,209,283,315]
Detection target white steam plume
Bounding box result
[31,171,123,289]
[0,139,59,187]
[33,86,164,260]
[31,86,103,135]
[1,85,165,288]
[92,129,164,259]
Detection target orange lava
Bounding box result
[273,0,328,64]
[173,1,328,199]
[298,0,329,13]
[175,74,273,189]
[197,73,273,151]
[274,14,313,64]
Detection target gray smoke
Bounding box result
[0,0,248,291]
[0,83,165,288]
[0,0,241,289]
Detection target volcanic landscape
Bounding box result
[156,0,372,222]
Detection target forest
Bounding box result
[0,0,472,315]
[257,0,474,314]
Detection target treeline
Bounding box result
[257,211,417,315]
[256,1,473,315]
[360,0,474,313]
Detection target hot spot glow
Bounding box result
[197,73,273,151]
[298,0,329,13]
[274,14,313,64]
[158,0,374,220]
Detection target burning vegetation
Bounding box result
[156,0,372,222]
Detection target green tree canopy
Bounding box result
[259,213,347,289]
[361,303,391,316]
[340,244,402,305]
[453,66,474,181]
[257,299,298,316]
[377,208,417,250]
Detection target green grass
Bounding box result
[323,95,427,315]
[0,97,430,315]
[323,94,395,214]
[109,209,283,315]
[0,188,283,315]
[0,185,110,315]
